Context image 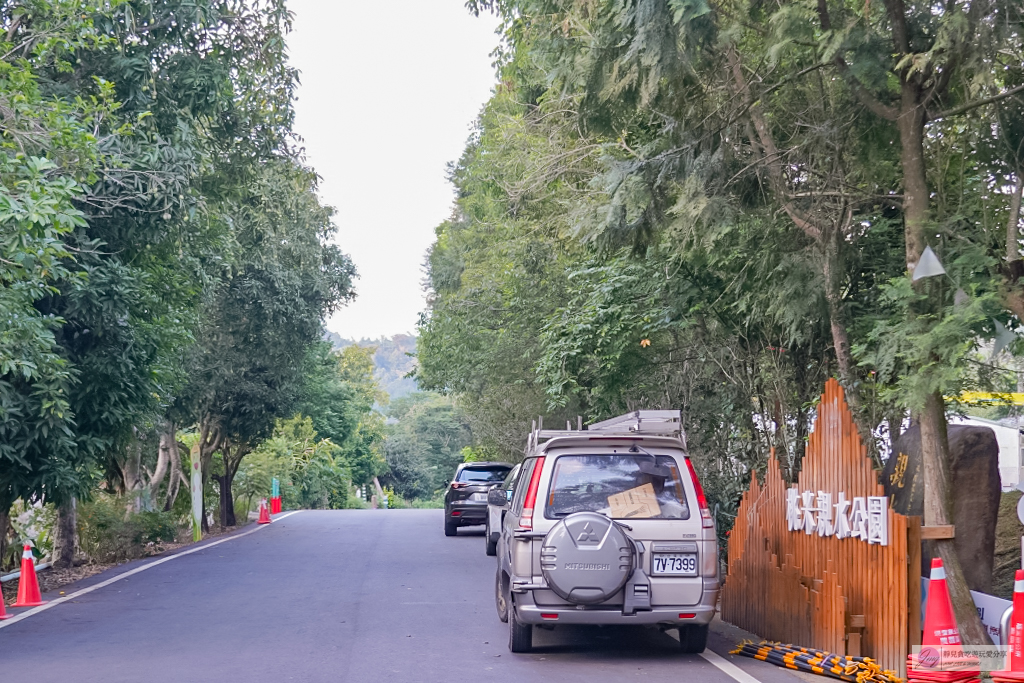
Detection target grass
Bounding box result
[407,495,444,509]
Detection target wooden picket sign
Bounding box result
[722,379,919,677]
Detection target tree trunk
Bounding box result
[215,471,237,527]
[1007,174,1023,261]
[215,443,249,527]
[162,430,182,512]
[52,498,78,569]
[197,419,223,533]
[998,175,1024,324]
[897,74,989,644]
[120,437,144,513]
[150,426,172,502]
[821,224,879,465]
[919,392,989,643]
[897,86,929,266]
[0,504,10,573]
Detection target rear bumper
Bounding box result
[449,502,487,522]
[513,578,720,626]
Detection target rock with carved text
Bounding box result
[884,424,1000,592]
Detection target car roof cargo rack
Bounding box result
[526,410,685,453]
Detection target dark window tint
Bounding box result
[456,467,511,484]
[544,454,689,520]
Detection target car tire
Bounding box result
[678,624,708,653]
[508,596,532,653]
[444,516,457,537]
[485,518,497,556]
[495,570,509,623]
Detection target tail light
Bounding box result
[519,456,546,530]
[451,482,468,489]
[684,457,714,529]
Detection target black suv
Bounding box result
[443,462,512,536]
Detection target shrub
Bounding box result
[137,511,178,544]
[408,494,445,509]
[345,496,369,510]
[79,496,182,563]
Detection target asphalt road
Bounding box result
[0,510,804,683]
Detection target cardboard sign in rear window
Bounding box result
[607,483,661,519]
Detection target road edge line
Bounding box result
[0,510,302,630]
[700,648,765,683]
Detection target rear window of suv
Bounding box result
[456,467,511,484]
[544,454,690,520]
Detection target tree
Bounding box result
[417,87,593,458]
[236,416,350,513]
[0,1,122,565]
[381,392,473,496]
[457,0,1023,641]
[1,0,361,566]
[181,159,355,527]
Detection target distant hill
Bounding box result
[326,332,418,399]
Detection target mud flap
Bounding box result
[623,568,652,615]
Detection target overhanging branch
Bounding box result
[932,83,1024,121]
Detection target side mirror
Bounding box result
[487,488,507,507]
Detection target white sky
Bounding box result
[287,1,500,341]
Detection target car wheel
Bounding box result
[678,624,708,653]
[508,596,532,653]
[485,518,497,556]
[495,570,508,623]
[444,516,457,537]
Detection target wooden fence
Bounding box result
[721,379,920,677]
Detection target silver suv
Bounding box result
[494,411,719,654]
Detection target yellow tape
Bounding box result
[952,391,1024,405]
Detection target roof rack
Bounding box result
[525,410,685,453]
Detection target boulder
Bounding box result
[883,424,1001,592]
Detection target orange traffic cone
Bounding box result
[991,570,1024,681]
[0,590,10,620]
[907,558,979,682]
[14,545,46,607]
[923,558,960,647]
[257,498,272,525]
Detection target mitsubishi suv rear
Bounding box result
[494,411,719,654]
[444,462,512,536]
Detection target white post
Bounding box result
[190,444,203,542]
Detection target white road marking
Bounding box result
[700,648,765,683]
[0,511,301,630]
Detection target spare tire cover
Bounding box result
[540,512,634,604]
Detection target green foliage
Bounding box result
[461,446,497,463]
[78,496,181,563]
[381,393,474,499]
[6,502,56,570]
[328,333,419,399]
[0,0,360,539]
[424,0,1024,549]
[406,494,446,510]
[237,416,351,512]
